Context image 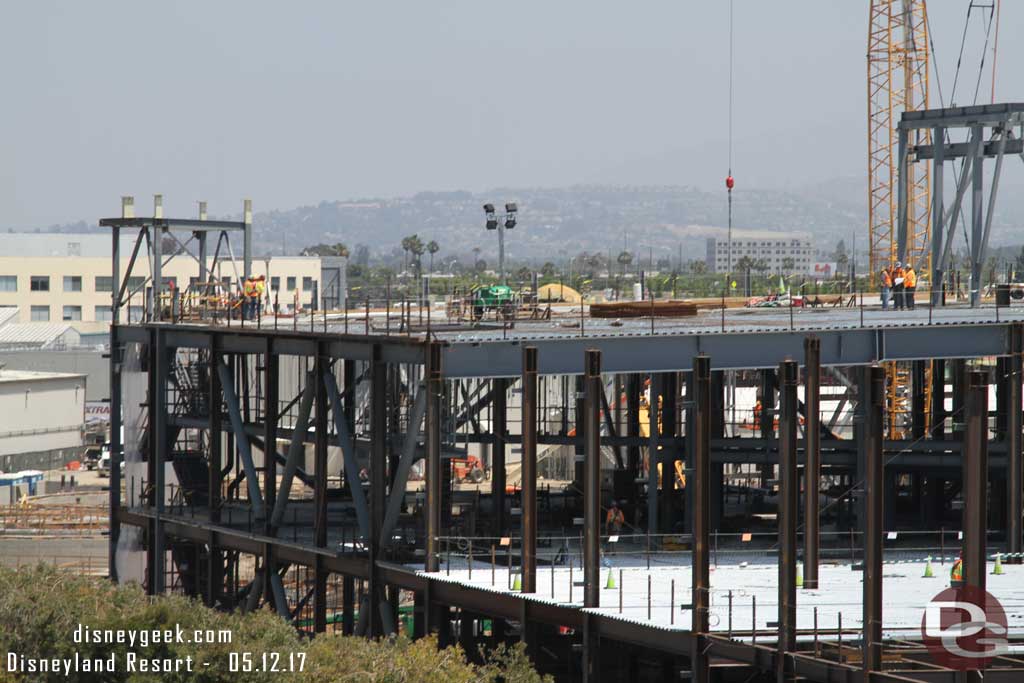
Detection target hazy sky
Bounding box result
[1,1,1019,227]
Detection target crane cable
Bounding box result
[725,0,735,283]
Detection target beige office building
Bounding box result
[0,234,324,329]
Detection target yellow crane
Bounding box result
[868,1,932,437]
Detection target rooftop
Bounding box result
[0,369,86,384]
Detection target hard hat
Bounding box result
[895,261,901,267]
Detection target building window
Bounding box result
[30,276,50,292]
[287,276,297,291]
[302,276,313,291]
[95,276,113,292]
[63,275,82,292]
[128,306,144,323]
[95,305,113,322]
[62,305,82,321]
[0,276,16,292]
[270,276,280,291]
[30,305,50,321]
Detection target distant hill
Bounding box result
[32,180,1024,263]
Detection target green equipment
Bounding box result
[471,285,514,320]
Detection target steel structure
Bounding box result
[104,205,1024,683]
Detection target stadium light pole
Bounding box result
[484,202,517,285]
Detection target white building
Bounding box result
[0,369,86,473]
[705,232,814,275]
[0,233,334,332]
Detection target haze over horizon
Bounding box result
[1,1,1020,228]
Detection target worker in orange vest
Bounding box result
[903,263,917,310]
[605,501,625,535]
[880,266,893,310]
[892,261,906,311]
[951,556,963,584]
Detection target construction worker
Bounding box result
[880,266,892,310]
[605,501,625,535]
[951,555,963,585]
[903,263,917,310]
[243,276,258,319]
[255,274,266,318]
[892,261,906,311]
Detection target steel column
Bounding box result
[970,125,984,307]
[109,225,121,582]
[149,328,167,594]
[803,337,821,590]
[263,340,278,527]
[521,346,538,592]
[426,342,443,572]
[777,359,798,683]
[583,349,602,608]
[760,369,776,487]
[691,355,711,683]
[660,372,678,533]
[627,374,641,479]
[368,344,387,636]
[206,337,223,606]
[964,370,989,594]
[931,359,946,441]
[491,378,508,538]
[1009,324,1023,562]
[862,364,885,682]
[931,125,945,305]
[314,348,329,633]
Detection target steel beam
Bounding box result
[521,346,538,592]
[491,378,508,538]
[583,349,602,608]
[963,370,989,594]
[438,322,1016,378]
[425,343,443,572]
[971,125,985,307]
[862,364,885,682]
[647,373,661,533]
[803,337,821,589]
[217,360,266,517]
[777,359,798,683]
[268,374,315,531]
[1009,324,1023,562]
[690,355,711,683]
[930,359,946,440]
[324,371,370,540]
[381,386,427,547]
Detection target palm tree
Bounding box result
[617,250,633,279]
[400,236,412,272]
[332,243,350,258]
[408,234,425,281]
[427,240,440,273]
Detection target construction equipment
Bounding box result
[471,285,514,320]
[451,455,485,483]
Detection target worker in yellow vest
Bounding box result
[242,277,258,319]
[254,275,266,318]
[903,263,917,310]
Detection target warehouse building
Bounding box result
[0,368,86,472]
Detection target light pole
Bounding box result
[484,202,517,285]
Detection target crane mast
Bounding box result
[868,0,931,438]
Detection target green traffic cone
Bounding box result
[512,573,521,591]
[993,553,1004,575]
[606,568,616,590]
[923,556,935,578]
